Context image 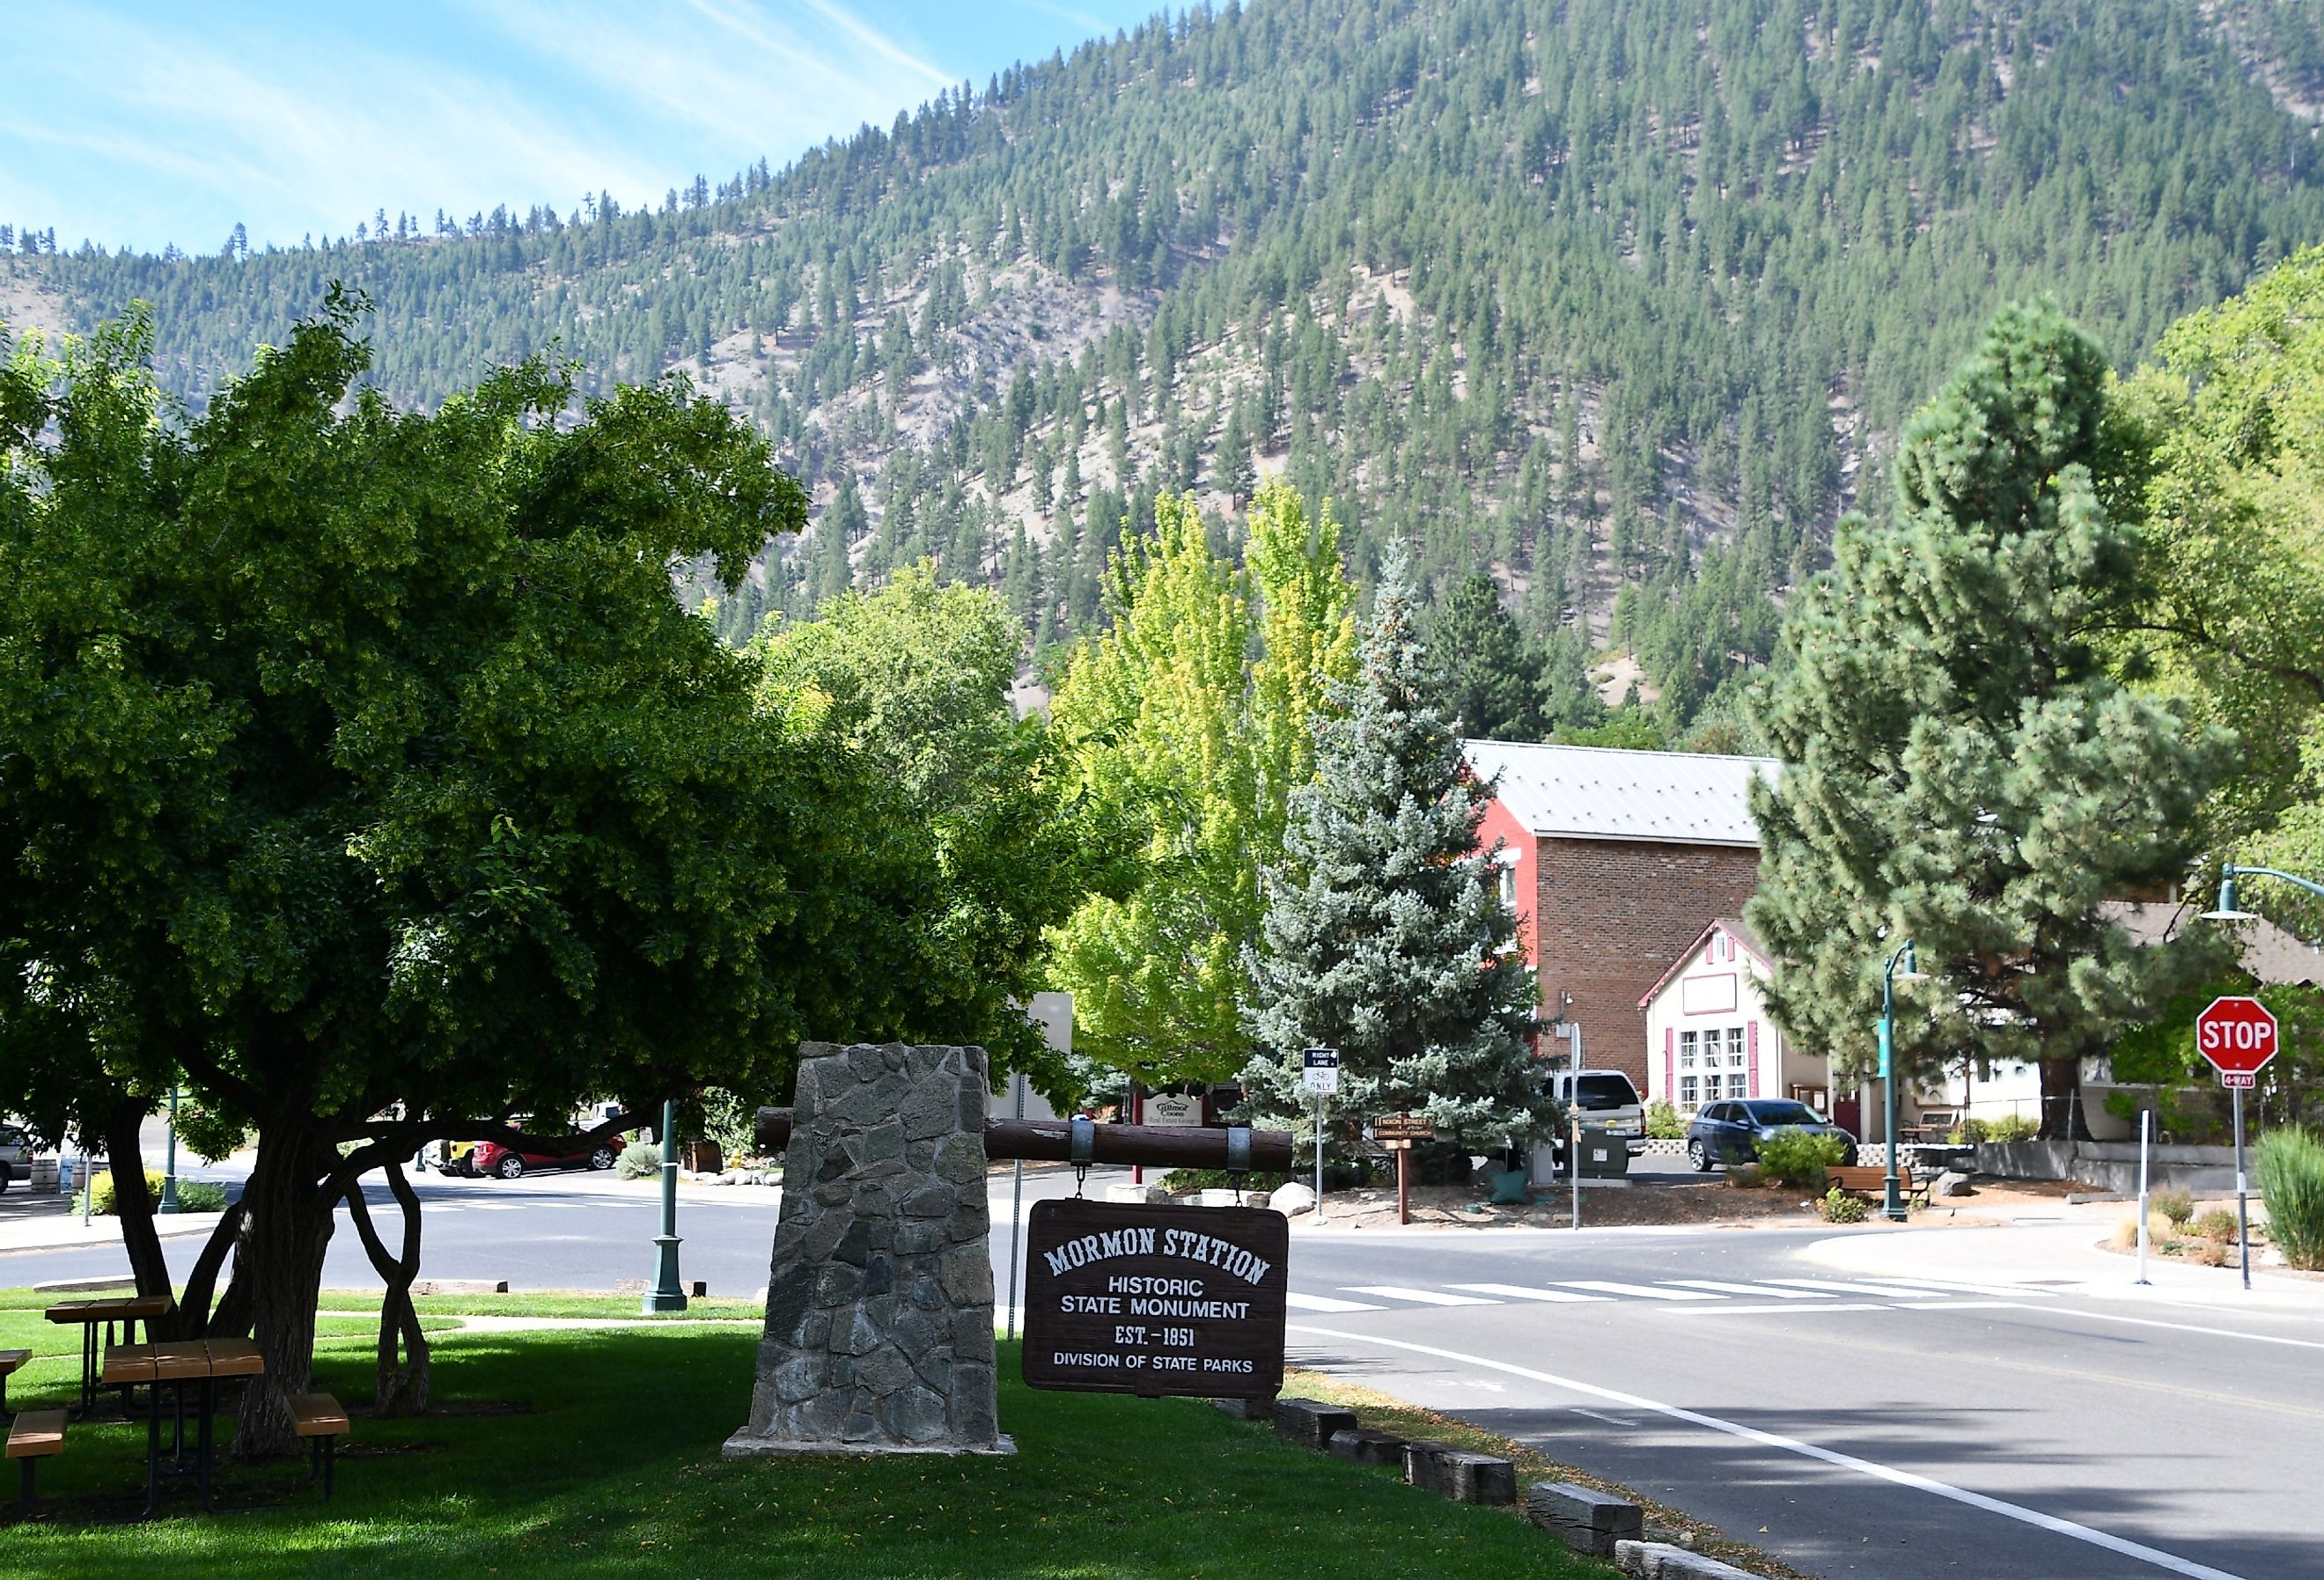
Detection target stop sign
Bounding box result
[2195,996,2279,1088]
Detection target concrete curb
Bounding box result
[1614,1540,1758,1578]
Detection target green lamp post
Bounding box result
[1879,939,1926,1224]
[642,1097,688,1314]
[159,1083,181,1214]
[2203,862,2324,920]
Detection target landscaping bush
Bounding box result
[2187,1238,2229,1268]
[1644,1099,1688,1140]
[2153,1187,2196,1227]
[616,1140,663,1179]
[72,1169,227,1216]
[2194,1208,2239,1243]
[1820,1185,1867,1223]
[1725,1163,1764,1188]
[1756,1129,1846,1189]
[1953,1114,2038,1143]
[2256,1128,2324,1269]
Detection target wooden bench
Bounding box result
[0,1349,29,1415]
[7,1407,65,1513]
[1827,1164,1927,1207]
[289,1393,349,1499]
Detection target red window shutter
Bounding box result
[1664,1025,1675,1103]
[1747,1020,1761,1099]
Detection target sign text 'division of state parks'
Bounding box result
[1020,1199,1289,1399]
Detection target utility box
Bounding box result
[1575,1127,1629,1179]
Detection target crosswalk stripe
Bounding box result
[1660,1280,1827,1299]
[1762,1277,1953,1300]
[1285,1293,1386,1313]
[1672,1301,1888,1316]
[1342,1286,1499,1306]
[468,1202,529,1212]
[1826,1275,2056,1299]
[1448,1283,1614,1303]
[1554,1281,1720,1301]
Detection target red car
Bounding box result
[472,1128,623,1180]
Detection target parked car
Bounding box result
[426,1138,481,1177]
[0,1121,27,1191]
[472,1125,624,1180]
[1687,1099,1857,1172]
[1546,1069,1648,1154]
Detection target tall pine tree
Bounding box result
[1747,302,2229,1138]
[1241,542,1549,1151]
[1428,570,1543,740]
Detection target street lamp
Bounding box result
[159,1083,180,1214]
[2203,862,2324,920]
[642,1098,688,1314]
[1879,939,1927,1224]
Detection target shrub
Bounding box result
[1725,1163,1763,1189]
[616,1141,663,1180]
[1756,1129,1846,1189]
[2153,1187,2196,1227]
[1956,1114,2038,1144]
[2194,1208,2239,1243]
[2256,1128,2324,1270]
[1644,1099,1688,1140]
[2187,1239,2230,1268]
[1820,1186,1868,1223]
[72,1168,226,1216]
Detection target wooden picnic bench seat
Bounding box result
[289,1393,349,1499]
[1827,1164,1929,1207]
[0,1349,29,1415]
[7,1407,66,1512]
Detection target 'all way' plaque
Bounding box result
[1020,1198,1290,1399]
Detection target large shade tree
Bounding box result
[1747,301,2229,1138]
[0,298,919,1451]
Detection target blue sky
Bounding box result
[2,0,1162,255]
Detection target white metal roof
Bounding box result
[1463,739,1778,848]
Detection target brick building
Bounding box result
[1465,740,1777,1097]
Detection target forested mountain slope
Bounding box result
[7,0,2322,728]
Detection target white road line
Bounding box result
[1834,1275,2059,1298]
[1761,1277,1953,1299]
[1285,1293,1386,1313]
[1997,1304,2324,1352]
[1288,1324,2252,1580]
[1660,1279,1828,1299]
[1555,1280,1720,1300]
[1342,1286,1499,1307]
[1449,1283,1614,1303]
[1669,1301,1887,1316]
[467,1203,529,1212]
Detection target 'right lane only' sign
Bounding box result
[1019,1198,1289,1399]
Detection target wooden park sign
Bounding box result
[1020,1198,1289,1399]
[1370,1112,1438,1224]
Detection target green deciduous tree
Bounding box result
[0,300,917,1453]
[1747,302,2230,1138]
[1048,486,1352,1087]
[1241,542,1548,1151]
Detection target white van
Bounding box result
[1547,1069,1647,1152]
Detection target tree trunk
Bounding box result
[344,1162,430,1415]
[2038,1057,2092,1142]
[102,1099,173,1301]
[231,1121,337,1459]
[174,1203,246,1340]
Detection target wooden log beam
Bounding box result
[754,1108,1292,1172]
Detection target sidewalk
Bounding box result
[0,1193,226,1255]
[1803,1209,2324,1318]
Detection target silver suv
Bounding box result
[0,1121,28,1193]
[1547,1069,1647,1152]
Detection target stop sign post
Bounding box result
[2195,996,2277,1290]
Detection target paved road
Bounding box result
[7,1167,2320,1579]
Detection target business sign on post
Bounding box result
[2195,996,2278,1089]
[1019,1199,1289,1398]
[1143,1091,1202,1127]
[1301,1048,1340,1095]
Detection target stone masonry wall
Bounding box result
[725,1041,1003,1455]
[1533,838,1761,1092]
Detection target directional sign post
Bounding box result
[1301,1050,1338,1224]
[2195,996,2279,1290]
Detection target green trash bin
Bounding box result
[1575,1126,1630,1179]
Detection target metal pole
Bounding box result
[1005,1073,1026,1342]
[1880,978,1904,1222]
[2135,1108,2151,1286]
[2234,1085,2250,1292]
[1313,1090,1326,1225]
[160,1084,180,1215]
[642,1096,688,1313]
[79,1133,92,1224]
[1570,1107,1581,1231]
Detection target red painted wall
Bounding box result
[1475,795,1538,965]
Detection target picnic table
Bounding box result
[44,1295,173,1415]
[101,1338,263,1516]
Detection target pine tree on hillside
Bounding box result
[1747,301,2232,1139]
[1429,570,1543,741]
[1241,542,1549,1152]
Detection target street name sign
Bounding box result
[1371,1113,1435,1142]
[1301,1047,1340,1095]
[2195,996,2278,1089]
[1019,1199,1289,1399]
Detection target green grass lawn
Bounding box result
[0,1288,1610,1578]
